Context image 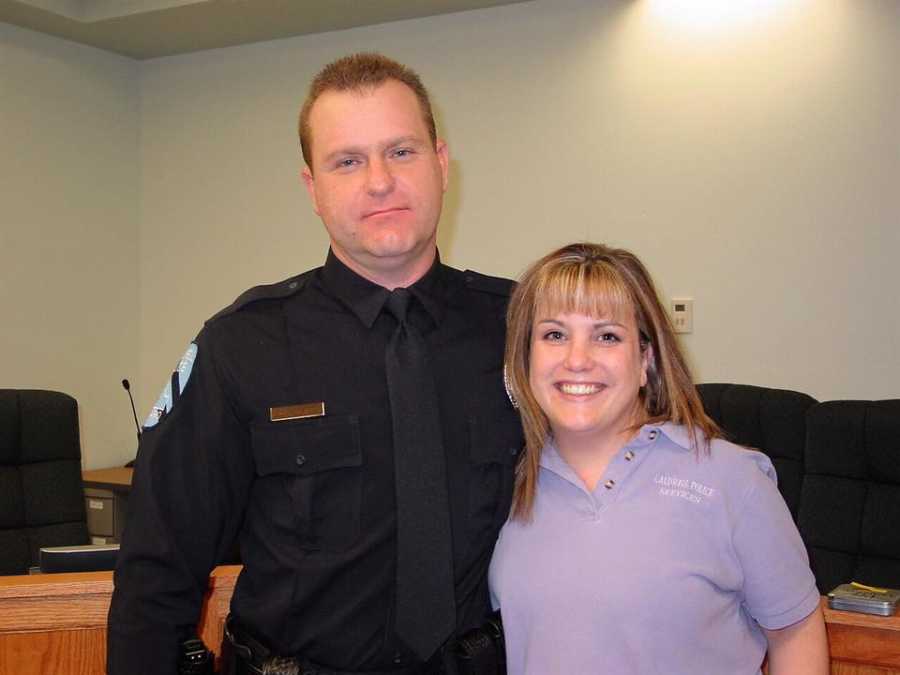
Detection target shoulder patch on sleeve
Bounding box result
[143,342,198,429]
[206,270,315,324]
[463,270,515,297]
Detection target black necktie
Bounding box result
[384,288,455,660]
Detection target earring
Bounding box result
[503,364,519,409]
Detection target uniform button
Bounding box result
[392,652,404,665]
[604,479,615,489]
[625,451,635,461]
[295,453,307,466]
[509,447,519,456]
[649,430,659,440]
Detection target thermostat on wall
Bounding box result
[670,297,693,334]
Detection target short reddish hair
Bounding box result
[298,53,437,169]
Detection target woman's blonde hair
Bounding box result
[505,242,721,520]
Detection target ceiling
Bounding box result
[0,0,532,59]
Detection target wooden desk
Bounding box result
[0,565,240,675]
[824,597,900,673]
[81,467,133,492]
[0,581,896,674]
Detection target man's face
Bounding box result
[302,80,449,287]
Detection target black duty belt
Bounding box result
[223,617,441,675]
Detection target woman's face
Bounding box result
[528,307,650,451]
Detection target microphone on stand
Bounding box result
[122,379,141,468]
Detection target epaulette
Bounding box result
[206,270,314,324]
[463,270,515,297]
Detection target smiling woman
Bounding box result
[502,242,718,517]
[489,242,830,675]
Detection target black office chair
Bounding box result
[697,383,818,520]
[798,399,900,593]
[0,389,90,575]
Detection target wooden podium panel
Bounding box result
[0,565,240,675]
[0,579,897,674]
[0,629,107,675]
[825,598,900,674]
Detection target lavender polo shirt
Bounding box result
[489,422,820,675]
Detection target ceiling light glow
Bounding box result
[645,0,796,34]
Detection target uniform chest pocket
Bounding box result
[251,415,362,552]
[467,412,523,544]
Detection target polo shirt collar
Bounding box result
[319,248,447,328]
[655,422,697,452]
[539,441,581,485]
[539,421,694,473]
[616,422,695,452]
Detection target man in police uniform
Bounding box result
[107,53,521,675]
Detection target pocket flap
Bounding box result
[469,412,523,465]
[251,416,362,476]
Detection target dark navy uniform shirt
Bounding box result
[107,251,522,674]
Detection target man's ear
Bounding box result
[435,139,449,192]
[301,166,320,215]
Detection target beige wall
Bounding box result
[4,0,899,468]
[138,0,900,419]
[0,22,139,469]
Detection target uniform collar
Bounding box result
[403,252,446,328]
[319,248,447,329]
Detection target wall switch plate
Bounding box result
[670,297,693,334]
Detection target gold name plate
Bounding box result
[269,402,326,422]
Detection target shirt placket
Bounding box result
[586,426,661,519]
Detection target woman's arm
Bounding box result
[763,606,829,675]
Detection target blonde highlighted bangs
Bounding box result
[531,261,638,334]
[505,242,722,521]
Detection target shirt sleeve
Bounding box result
[731,452,820,630]
[107,327,254,675]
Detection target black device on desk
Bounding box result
[828,582,900,616]
[39,544,119,573]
